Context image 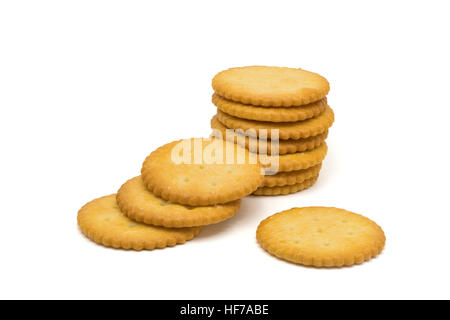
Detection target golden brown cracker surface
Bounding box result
[141,138,263,206]
[257,207,385,267]
[212,66,330,107]
[117,176,241,228]
[77,195,202,250]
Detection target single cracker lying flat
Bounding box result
[253,176,318,196]
[141,138,263,206]
[212,66,330,107]
[261,163,322,187]
[273,143,327,172]
[77,195,201,251]
[211,116,328,155]
[212,94,327,122]
[256,207,386,267]
[216,106,334,140]
[117,176,241,228]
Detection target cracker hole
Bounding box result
[199,165,206,169]
[128,223,138,228]
[184,177,190,182]
[211,182,217,186]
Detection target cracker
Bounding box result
[117,176,241,228]
[253,176,318,196]
[216,106,334,140]
[212,93,327,122]
[212,66,330,107]
[256,207,385,267]
[261,163,322,187]
[77,195,202,251]
[141,138,263,206]
[211,116,328,155]
[274,143,327,172]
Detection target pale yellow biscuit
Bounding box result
[216,106,334,140]
[117,176,241,228]
[77,194,202,251]
[256,207,385,267]
[212,66,330,107]
[212,94,327,122]
[261,163,322,187]
[211,116,328,155]
[141,138,263,206]
[253,176,318,196]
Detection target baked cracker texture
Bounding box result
[77,195,202,251]
[273,142,327,172]
[216,106,334,140]
[212,93,327,122]
[256,207,385,267]
[253,176,318,196]
[211,116,328,155]
[261,163,322,187]
[117,176,241,228]
[212,66,330,107]
[141,138,263,206]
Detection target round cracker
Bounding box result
[141,138,263,206]
[117,176,241,228]
[253,176,318,196]
[261,163,322,187]
[256,207,385,267]
[77,195,201,251]
[212,66,330,107]
[216,106,334,140]
[274,143,327,172]
[212,94,327,122]
[210,116,328,155]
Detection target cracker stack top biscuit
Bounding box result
[212,66,330,107]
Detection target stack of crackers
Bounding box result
[210,66,334,196]
[78,138,263,251]
[77,65,387,268]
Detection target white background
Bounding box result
[1,0,449,300]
